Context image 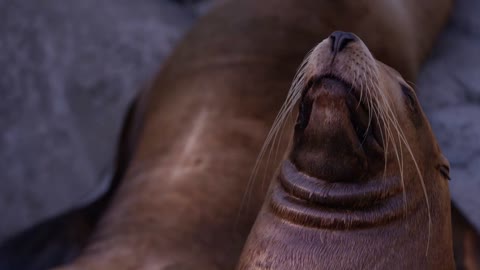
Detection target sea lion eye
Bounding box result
[400,83,417,111]
[438,164,451,180]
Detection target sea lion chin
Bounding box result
[237,32,454,269]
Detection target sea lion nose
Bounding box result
[330,31,357,53]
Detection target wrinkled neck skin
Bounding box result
[56,0,452,269]
[237,159,454,269]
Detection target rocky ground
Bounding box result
[0,0,210,241]
[0,0,479,242]
[417,0,480,230]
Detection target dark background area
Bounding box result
[0,0,479,245]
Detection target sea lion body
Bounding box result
[237,33,453,269]
[27,0,452,269]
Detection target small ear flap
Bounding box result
[438,155,451,181]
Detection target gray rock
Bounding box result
[418,0,480,230]
[0,0,195,241]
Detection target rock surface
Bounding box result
[0,0,196,241]
[417,0,480,230]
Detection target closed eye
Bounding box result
[400,83,417,112]
[438,164,451,180]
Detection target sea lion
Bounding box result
[236,32,454,269]
[0,0,453,269]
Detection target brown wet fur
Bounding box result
[54,0,453,269]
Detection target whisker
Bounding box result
[237,47,316,225]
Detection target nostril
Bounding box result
[330,35,337,52]
[330,31,357,54]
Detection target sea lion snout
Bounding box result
[329,31,358,54]
[289,34,384,182]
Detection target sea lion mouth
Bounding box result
[299,74,383,153]
[290,74,384,182]
[270,161,408,229]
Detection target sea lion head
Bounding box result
[264,31,451,232]
[237,32,454,269]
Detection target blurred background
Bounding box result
[0,0,479,262]
[0,0,214,243]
